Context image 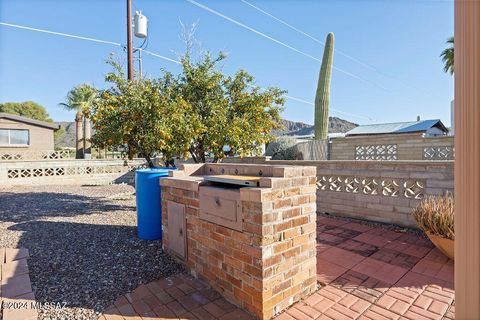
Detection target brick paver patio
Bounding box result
[99,215,454,320]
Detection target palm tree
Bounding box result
[59,84,97,159]
[441,37,454,75]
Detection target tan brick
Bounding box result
[292,177,309,186]
[301,185,317,194]
[292,216,309,227]
[264,254,282,268]
[281,207,301,219]
[284,187,301,197]
[292,234,310,247]
[284,228,301,240]
[274,220,292,233]
[273,240,292,254]
[283,246,301,259]
[273,198,292,209]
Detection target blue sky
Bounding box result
[0,0,453,126]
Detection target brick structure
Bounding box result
[161,163,317,320]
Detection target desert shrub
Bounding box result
[266,136,299,160]
[413,193,454,240]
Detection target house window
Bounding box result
[0,129,30,146]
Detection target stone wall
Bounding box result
[0,159,145,186]
[161,164,317,319]
[331,133,454,161]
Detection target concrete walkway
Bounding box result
[99,215,454,320]
[1,248,38,320]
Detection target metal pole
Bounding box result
[127,0,134,81]
[138,49,143,80]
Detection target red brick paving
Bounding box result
[277,216,454,320]
[98,215,454,320]
[99,274,255,320]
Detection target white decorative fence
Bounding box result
[423,146,454,160]
[316,176,424,200]
[0,149,75,161]
[355,144,398,160]
[0,159,146,186]
[0,149,127,161]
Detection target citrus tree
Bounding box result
[89,59,192,167]
[90,52,285,166]
[177,52,285,162]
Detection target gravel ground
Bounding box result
[0,184,182,320]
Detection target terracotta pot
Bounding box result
[427,233,454,260]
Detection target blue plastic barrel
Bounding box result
[135,168,173,240]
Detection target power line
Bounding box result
[142,49,181,64]
[0,22,180,65]
[240,0,437,99]
[0,22,122,46]
[240,0,377,71]
[0,21,375,121]
[185,0,390,92]
[250,85,375,121]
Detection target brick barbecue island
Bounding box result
[160,163,317,319]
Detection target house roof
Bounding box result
[0,112,60,130]
[345,119,447,136]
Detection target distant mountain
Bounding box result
[55,122,76,148]
[273,117,358,137]
[55,116,358,148]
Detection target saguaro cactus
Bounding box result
[314,32,334,140]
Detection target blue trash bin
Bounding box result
[135,168,173,240]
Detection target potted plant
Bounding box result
[413,193,454,260]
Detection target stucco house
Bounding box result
[0,112,60,152]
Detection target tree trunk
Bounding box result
[84,116,92,158]
[144,154,155,168]
[189,148,199,163]
[75,111,84,159]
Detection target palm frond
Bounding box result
[440,37,454,75]
[60,83,98,112]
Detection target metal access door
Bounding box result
[167,201,186,260]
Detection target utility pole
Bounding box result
[127,0,134,81]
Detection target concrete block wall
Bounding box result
[161,164,317,320]
[266,160,454,228]
[331,133,454,160]
[0,159,145,186]
[223,158,454,228]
